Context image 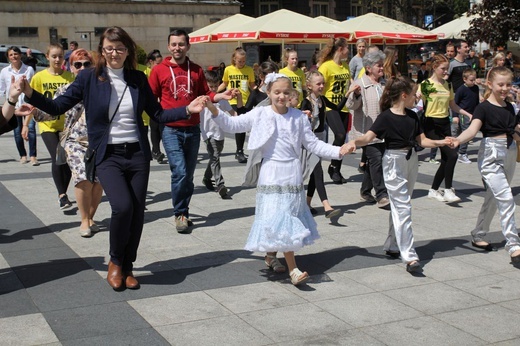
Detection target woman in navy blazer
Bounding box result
[23,27,206,291]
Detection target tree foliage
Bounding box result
[463,0,520,47]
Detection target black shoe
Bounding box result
[309,207,318,215]
[385,251,400,259]
[325,209,341,219]
[358,163,366,173]
[59,195,72,210]
[406,261,421,273]
[471,241,497,252]
[217,185,228,198]
[235,150,247,163]
[360,194,377,204]
[202,177,215,191]
[331,171,347,184]
[153,151,165,164]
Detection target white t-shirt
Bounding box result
[200,99,233,141]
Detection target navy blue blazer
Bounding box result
[27,67,189,164]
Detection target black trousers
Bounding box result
[326,110,349,169]
[149,119,164,154]
[360,143,388,200]
[423,117,458,190]
[96,143,150,271]
[41,131,72,196]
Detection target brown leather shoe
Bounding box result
[107,261,124,291]
[124,271,140,290]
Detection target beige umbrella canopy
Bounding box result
[189,14,254,44]
[215,9,350,44]
[339,12,439,45]
[431,13,477,39]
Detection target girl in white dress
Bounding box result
[205,73,348,285]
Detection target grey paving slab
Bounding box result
[0,313,59,345]
[44,302,151,342]
[435,304,520,343]
[384,282,488,315]
[445,274,520,303]
[0,286,40,318]
[60,327,170,346]
[315,292,424,328]
[128,291,232,327]
[238,303,351,343]
[155,314,273,346]
[278,329,386,346]
[361,315,487,346]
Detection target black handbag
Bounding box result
[84,85,128,183]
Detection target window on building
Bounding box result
[259,1,279,16]
[94,27,107,37]
[311,1,329,17]
[350,0,363,17]
[8,27,38,37]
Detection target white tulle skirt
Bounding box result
[245,158,320,252]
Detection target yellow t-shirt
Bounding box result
[318,60,350,112]
[137,64,151,126]
[422,79,454,118]
[30,69,75,133]
[223,64,255,106]
[279,67,306,107]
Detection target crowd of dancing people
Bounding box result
[2,27,520,290]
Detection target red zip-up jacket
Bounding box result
[148,56,215,127]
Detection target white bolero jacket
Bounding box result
[212,105,341,160]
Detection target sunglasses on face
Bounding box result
[73,61,92,69]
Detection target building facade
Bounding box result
[0,0,241,67]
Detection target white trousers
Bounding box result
[471,138,520,254]
[382,149,419,263]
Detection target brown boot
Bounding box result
[124,271,140,290]
[107,261,124,291]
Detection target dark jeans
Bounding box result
[423,117,458,190]
[14,117,37,157]
[96,143,150,271]
[360,143,387,200]
[326,110,349,169]
[162,126,201,217]
[41,131,72,196]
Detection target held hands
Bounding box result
[187,96,207,115]
[340,141,357,156]
[214,88,238,101]
[347,83,361,96]
[201,96,219,116]
[445,136,460,149]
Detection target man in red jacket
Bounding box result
[148,29,233,233]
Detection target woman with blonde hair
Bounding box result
[318,37,357,184]
[349,38,367,80]
[220,47,256,163]
[383,46,400,80]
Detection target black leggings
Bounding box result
[423,117,458,190]
[41,131,72,196]
[307,159,328,201]
[326,110,349,168]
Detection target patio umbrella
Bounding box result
[215,9,350,44]
[431,13,477,39]
[339,12,439,45]
[189,14,254,44]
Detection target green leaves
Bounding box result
[421,79,438,102]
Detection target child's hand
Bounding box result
[187,96,208,115]
[446,137,459,149]
[347,84,361,96]
[302,110,312,118]
[15,104,35,117]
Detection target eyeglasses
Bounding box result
[72,61,92,69]
[102,47,128,55]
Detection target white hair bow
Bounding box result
[264,72,286,85]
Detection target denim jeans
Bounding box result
[162,126,201,217]
[14,117,37,157]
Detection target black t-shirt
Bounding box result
[0,113,18,135]
[369,108,423,149]
[473,100,518,145]
[454,84,480,114]
[300,95,347,133]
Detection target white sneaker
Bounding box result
[428,189,445,202]
[443,188,461,203]
[458,154,471,164]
